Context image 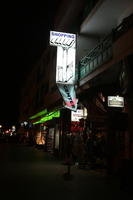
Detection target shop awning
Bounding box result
[29,109,47,120]
[33,110,60,125]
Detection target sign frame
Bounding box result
[108,96,124,108]
[50,31,76,48]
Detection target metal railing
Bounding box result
[79,34,113,80]
[77,13,132,81]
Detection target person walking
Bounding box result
[72,132,85,167]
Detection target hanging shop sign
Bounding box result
[70,121,84,133]
[57,84,78,111]
[50,30,78,111]
[56,46,76,84]
[108,96,124,107]
[50,31,76,48]
[71,109,83,121]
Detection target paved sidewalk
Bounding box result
[0,143,132,200]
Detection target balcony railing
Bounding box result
[78,13,132,81]
[78,34,113,80]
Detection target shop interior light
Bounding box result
[33,110,60,125]
[29,109,47,120]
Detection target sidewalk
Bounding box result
[48,150,133,199]
[38,149,132,199]
[0,143,132,200]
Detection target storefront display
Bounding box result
[47,128,55,153]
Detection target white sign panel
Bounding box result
[50,30,77,111]
[56,46,76,84]
[108,96,124,107]
[50,31,76,48]
[71,109,83,121]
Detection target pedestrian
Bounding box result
[86,132,96,169]
[72,132,85,167]
[64,133,73,165]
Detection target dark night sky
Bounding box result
[0,1,62,128]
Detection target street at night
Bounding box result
[0,1,133,199]
[0,141,132,199]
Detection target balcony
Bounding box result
[77,13,133,84]
[79,34,112,80]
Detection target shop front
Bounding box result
[77,61,129,172]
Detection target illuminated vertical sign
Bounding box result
[50,31,77,111]
[57,84,78,111]
[56,46,76,84]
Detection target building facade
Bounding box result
[19,0,133,172]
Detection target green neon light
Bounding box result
[29,109,47,120]
[33,110,60,125]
